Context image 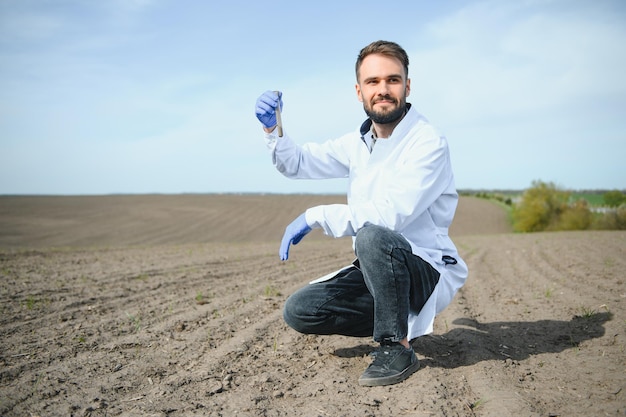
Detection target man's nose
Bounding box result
[377,81,391,95]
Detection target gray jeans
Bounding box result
[283,224,440,343]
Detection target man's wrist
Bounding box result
[263,125,277,134]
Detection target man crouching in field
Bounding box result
[254,40,468,387]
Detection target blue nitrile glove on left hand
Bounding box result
[279,213,312,261]
[255,90,283,129]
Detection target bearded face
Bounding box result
[356,54,411,128]
[362,93,407,125]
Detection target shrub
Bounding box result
[512,181,626,232]
[555,199,592,231]
[593,205,626,230]
[512,181,570,232]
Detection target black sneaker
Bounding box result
[358,342,420,387]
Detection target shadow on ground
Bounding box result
[333,312,612,368]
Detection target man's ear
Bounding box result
[355,83,363,102]
[405,78,411,97]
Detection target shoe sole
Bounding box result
[358,359,421,387]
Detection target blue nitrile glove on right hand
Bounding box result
[279,213,312,261]
[255,90,283,129]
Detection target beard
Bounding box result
[363,95,407,124]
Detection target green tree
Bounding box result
[603,190,626,207]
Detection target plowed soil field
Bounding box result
[1,194,624,416]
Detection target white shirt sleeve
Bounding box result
[265,130,352,180]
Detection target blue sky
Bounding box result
[1,0,624,195]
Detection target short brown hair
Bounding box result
[355,40,409,82]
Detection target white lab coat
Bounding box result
[264,104,468,339]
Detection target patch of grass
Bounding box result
[32,373,43,397]
[125,312,141,332]
[195,291,210,305]
[604,257,615,268]
[469,398,486,410]
[570,192,606,207]
[579,306,597,319]
[22,295,49,310]
[24,295,38,310]
[241,296,254,304]
[544,287,554,299]
[263,285,281,297]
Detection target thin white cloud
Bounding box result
[1,0,624,194]
[401,0,626,189]
[411,0,626,127]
